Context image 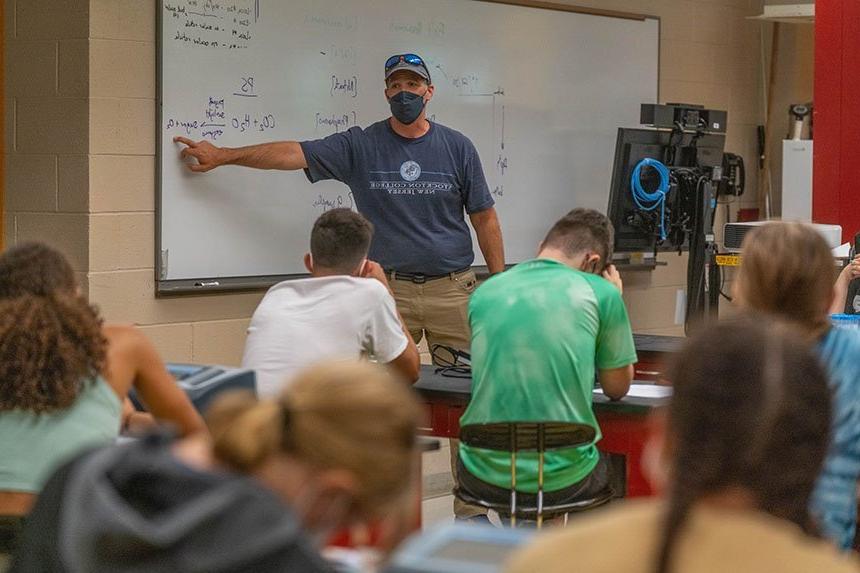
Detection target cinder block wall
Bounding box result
[4,0,90,288]
[87,1,261,365]
[3,0,802,362]
[4,0,260,364]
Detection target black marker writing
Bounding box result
[330,75,358,98]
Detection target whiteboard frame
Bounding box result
[155,0,660,296]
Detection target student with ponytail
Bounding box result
[505,319,859,573]
[10,361,421,572]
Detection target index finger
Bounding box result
[173,136,196,147]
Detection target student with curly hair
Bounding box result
[0,243,204,526]
[10,361,421,573]
[505,319,859,573]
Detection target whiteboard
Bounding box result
[157,0,658,291]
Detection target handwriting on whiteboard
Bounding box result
[304,13,357,32]
[313,192,354,212]
[330,75,358,98]
[319,45,359,67]
[232,113,276,133]
[165,82,275,141]
[389,18,445,39]
[315,111,358,133]
[164,0,260,50]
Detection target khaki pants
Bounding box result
[388,268,476,355]
[390,268,485,519]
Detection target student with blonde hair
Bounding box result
[506,319,859,573]
[10,361,422,572]
[733,221,860,550]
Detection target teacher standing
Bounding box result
[175,53,505,360]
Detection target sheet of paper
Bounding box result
[594,384,673,399]
[833,242,851,258]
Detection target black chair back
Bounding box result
[456,421,607,528]
[459,422,596,452]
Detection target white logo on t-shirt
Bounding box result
[400,160,421,181]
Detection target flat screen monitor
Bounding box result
[607,127,725,253]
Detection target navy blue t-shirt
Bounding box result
[300,120,494,274]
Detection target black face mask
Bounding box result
[388,90,427,125]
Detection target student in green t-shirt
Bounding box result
[458,208,637,509]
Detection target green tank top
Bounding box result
[0,377,122,493]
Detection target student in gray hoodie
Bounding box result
[10,361,421,573]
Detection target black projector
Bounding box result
[641,103,727,134]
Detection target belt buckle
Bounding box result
[412,273,427,284]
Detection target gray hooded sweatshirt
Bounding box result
[10,434,333,573]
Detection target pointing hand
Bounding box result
[174,137,227,172]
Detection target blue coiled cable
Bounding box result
[630,158,670,241]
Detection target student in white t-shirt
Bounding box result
[242,208,420,397]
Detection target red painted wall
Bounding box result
[814,0,860,241]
